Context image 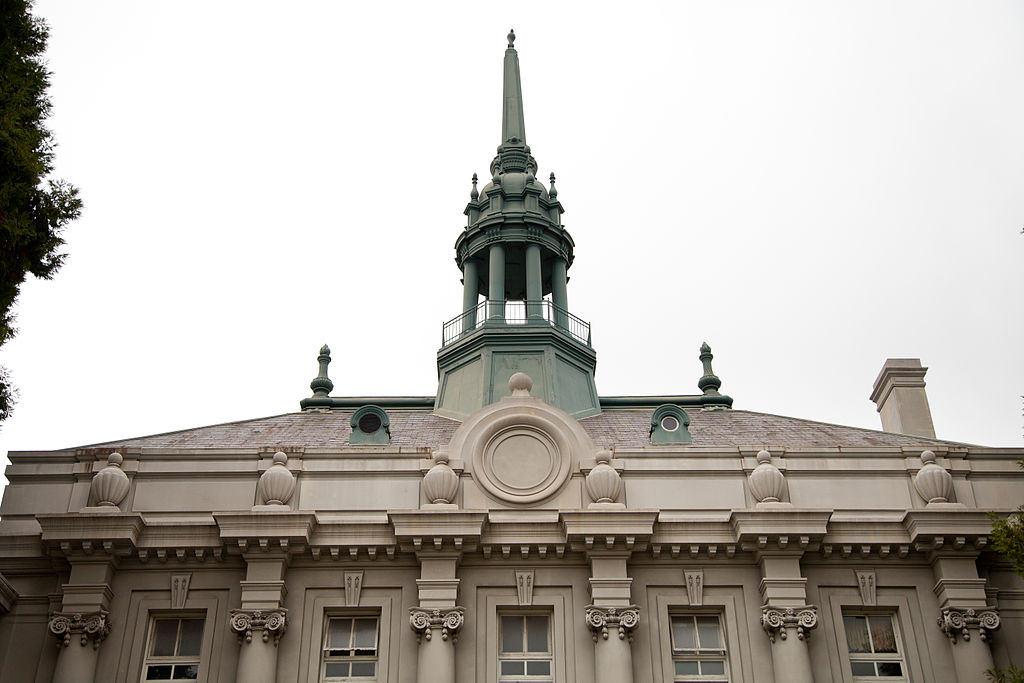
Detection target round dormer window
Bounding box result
[660,415,679,432]
[358,413,382,433]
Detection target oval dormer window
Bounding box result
[358,412,382,433]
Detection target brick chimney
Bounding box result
[869,359,936,438]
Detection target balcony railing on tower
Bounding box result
[441,299,591,348]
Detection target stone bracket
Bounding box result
[760,605,818,642]
[937,607,1000,643]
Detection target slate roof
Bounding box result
[86,407,968,450]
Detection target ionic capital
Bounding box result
[937,606,1000,643]
[585,605,640,642]
[409,606,464,643]
[229,608,287,646]
[760,605,818,642]
[48,610,111,649]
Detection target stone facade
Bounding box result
[2,32,1023,683]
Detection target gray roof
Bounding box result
[86,407,967,450]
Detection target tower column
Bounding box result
[551,257,568,329]
[586,553,638,683]
[931,553,1000,680]
[48,558,114,683]
[758,553,817,683]
[488,244,505,321]
[410,554,463,683]
[525,243,542,321]
[230,555,288,683]
[461,259,479,330]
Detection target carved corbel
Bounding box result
[48,610,111,649]
[585,605,640,642]
[229,608,287,646]
[409,607,464,643]
[760,605,818,642]
[937,607,1000,643]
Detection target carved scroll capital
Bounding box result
[229,608,288,646]
[937,607,1000,643]
[585,605,640,642]
[409,607,464,643]
[48,610,111,649]
[760,605,818,642]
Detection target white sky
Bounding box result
[2,1,1022,484]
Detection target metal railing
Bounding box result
[441,299,591,348]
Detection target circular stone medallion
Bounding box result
[480,426,564,501]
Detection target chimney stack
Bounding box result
[869,359,936,438]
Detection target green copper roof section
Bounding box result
[502,29,526,146]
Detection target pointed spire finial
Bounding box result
[310,344,334,397]
[548,172,558,199]
[508,29,516,48]
[501,30,526,146]
[698,342,722,396]
[470,173,479,200]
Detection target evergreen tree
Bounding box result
[0,0,81,422]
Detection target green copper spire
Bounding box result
[310,344,334,397]
[698,342,722,397]
[502,29,526,145]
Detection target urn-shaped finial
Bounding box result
[91,452,130,508]
[423,451,459,505]
[914,450,953,504]
[257,452,296,506]
[586,450,623,506]
[749,450,786,504]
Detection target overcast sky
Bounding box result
[2,1,1022,482]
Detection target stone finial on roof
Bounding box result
[549,172,558,199]
[698,342,722,397]
[470,173,479,200]
[508,28,516,48]
[309,344,334,397]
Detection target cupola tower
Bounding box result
[435,31,600,419]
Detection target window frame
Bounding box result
[320,613,381,682]
[668,612,729,682]
[140,614,206,683]
[497,611,554,682]
[842,612,908,681]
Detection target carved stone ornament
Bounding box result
[409,607,464,643]
[760,605,818,642]
[91,453,130,508]
[684,569,704,607]
[229,608,288,646]
[585,450,623,505]
[48,610,111,649]
[422,451,459,505]
[748,450,785,503]
[515,569,535,606]
[937,607,1000,643]
[914,450,953,504]
[585,605,640,642]
[855,570,876,606]
[256,452,295,506]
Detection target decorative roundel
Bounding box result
[445,376,595,505]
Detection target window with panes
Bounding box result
[670,614,728,681]
[141,616,204,681]
[499,613,553,682]
[843,614,906,679]
[322,616,379,681]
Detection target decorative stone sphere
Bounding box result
[585,450,622,504]
[748,450,786,503]
[914,450,953,504]
[92,452,130,508]
[509,372,533,396]
[423,451,459,505]
[257,452,295,506]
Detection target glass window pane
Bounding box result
[146,665,173,680]
[500,660,525,675]
[526,615,548,653]
[671,617,697,650]
[869,616,898,653]
[152,620,179,657]
[172,664,199,680]
[850,660,876,676]
[844,616,871,653]
[696,617,721,649]
[877,661,903,677]
[351,661,376,677]
[527,660,551,675]
[325,661,350,677]
[327,618,352,649]
[701,660,725,675]
[352,619,377,650]
[675,661,699,675]
[501,616,523,653]
[176,619,203,657]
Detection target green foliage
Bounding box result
[988,458,1024,580]
[987,663,1024,683]
[0,0,82,422]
